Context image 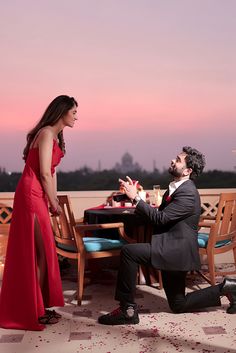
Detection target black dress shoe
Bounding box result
[98,303,139,325]
[221,278,236,314]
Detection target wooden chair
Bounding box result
[197,192,236,285]
[0,203,13,264]
[51,195,135,305]
[0,203,12,236]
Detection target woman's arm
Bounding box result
[52,169,57,196]
[38,130,61,215]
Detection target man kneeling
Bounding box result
[98,146,236,325]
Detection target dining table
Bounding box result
[84,205,162,288]
[84,206,149,240]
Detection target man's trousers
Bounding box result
[115,243,221,313]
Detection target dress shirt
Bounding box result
[168,178,189,196]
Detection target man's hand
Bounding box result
[118,176,138,201]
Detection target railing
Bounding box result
[1,188,234,220]
[200,193,221,217]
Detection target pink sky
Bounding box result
[0,0,236,173]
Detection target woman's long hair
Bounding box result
[23,95,78,161]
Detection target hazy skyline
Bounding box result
[1,0,236,173]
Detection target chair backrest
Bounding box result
[0,203,13,225]
[0,203,13,236]
[51,195,77,247]
[214,193,236,240]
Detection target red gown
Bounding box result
[0,140,64,330]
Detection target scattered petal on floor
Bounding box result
[0,265,236,353]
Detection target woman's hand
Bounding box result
[49,203,62,216]
[118,175,138,201]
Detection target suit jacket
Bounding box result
[135,179,201,271]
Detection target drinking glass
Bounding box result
[153,185,162,207]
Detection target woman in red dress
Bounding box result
[0,95,78,330]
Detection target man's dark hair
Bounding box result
[182,146,206,179]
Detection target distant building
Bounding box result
[113,152,142,173]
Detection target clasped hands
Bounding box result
[119,176,138,201]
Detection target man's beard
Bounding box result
[168,166,182,178]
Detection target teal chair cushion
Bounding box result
[57,237,126,253]
[198,232,231,248]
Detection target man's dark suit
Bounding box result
[115,179,222,313]
[137,179,201,271]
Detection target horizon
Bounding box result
[1,149,236,174]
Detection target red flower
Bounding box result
[165,195,171,202]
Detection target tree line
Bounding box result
[1,167,236,192]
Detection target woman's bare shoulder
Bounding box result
[38,127,54,141]
[35,127,55,148]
